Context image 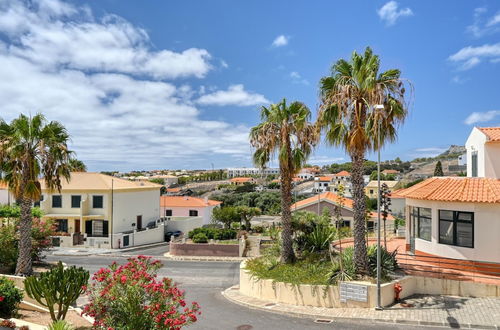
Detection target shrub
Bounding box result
[83,256,200,330]
[367,245,399,279]
[0,277,23,318]
[301,225,336,253]
[252,225,264,233]
[47,320,74,330]
[192,233,208,243]
[25,262,89,321]
[188,227,236,241]
[0,319,16,329]
[0,226,18,272]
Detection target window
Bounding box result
[52,195,62,208]
[71,195,81,208]
[87,220,109,237]
[370,189,374,194]
[93,195,103,208]
[189,210,198,216]
[165,209,172,216]
[56,219,68,233]
[471,151,478,177]
[439,210,474,248]
[410,206,432,241]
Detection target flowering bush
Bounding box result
[0,277,23,318]
[83,256,200,330]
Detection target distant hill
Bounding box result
[406,145,466,179]
[438,145,466,158]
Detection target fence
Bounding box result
[396,252,500,284]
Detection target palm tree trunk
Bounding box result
[15,197,33,276]
[351,150,368,274]
[280,168,296,264]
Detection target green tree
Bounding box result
[318,47,409,274]
[149,178,165,185]
[250,99,318,263]
[0,114,72,275]
[68,159,87,172]
[212,207,240,229]
[434,161,444,176]
[235,206,261,230]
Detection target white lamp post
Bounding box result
[374,104,384,311]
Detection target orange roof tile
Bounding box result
[369,211,395,221]
[291,191,354,210]
[0,181,8,189]
[334,170,351,176]
[316,176,333,182]
[292,177,302,182]
[166,187,181,192]
[478,127,500,142]
[161,196,222,207]
[382,169,400,174]
[229,177,253,183]
[396,177,500,203]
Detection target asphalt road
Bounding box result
[45,246,443,330]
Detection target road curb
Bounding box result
[163,252,245,262]
[222,286,500,329]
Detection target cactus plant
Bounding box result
[24,261,89,321]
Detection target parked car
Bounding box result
[165,230,182,242]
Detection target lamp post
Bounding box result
[374,104,384,311]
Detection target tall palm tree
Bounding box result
[69,159,87,172]
[318,47,409,274]
[0,114,73,276]
[250,99,318,263]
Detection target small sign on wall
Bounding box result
[339,282,368,303]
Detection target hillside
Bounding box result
[405,145,466,179]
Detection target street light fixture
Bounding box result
[374,104,384,311]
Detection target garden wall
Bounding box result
[239,262,500,309]
[170,241,239,257]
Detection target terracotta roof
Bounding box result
[166,187,181,192]
[365,180,399,188]
[229,177,253,183]
[161,196,222,207]
[292,177,302,182]
[389,189,406,199]
[396,177,500,203]
[291,191,354,210]
[0,181,8,189]
[316,176,333,182]
[369,211,395,221]
[478,127,500,142]
[334,170,351,176]
[40,172,162,191]
[382,169,400,174]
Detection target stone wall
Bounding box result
[170,241,239,257]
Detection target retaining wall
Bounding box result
[170,241,239,257]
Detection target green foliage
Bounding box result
[365,197,378,211]
[24,261,89,321]
[192,233,208,244]
[148,178,165,185]
[211,191,281,215]
[394,217,406,230]
[188,227,236,241]
[252,225,265,233]
[212,206,240,228]
[0,277,23,317]
[301,225,336,253]
[47,320,74,330]
[434,161,444,176]
[0,225,18,272]
[0,205,43,218]
[369,171,396,181]
[403,178,424,188]
[68,159,87,172]
[234,183,256,193]
[266,182,280,189]
[329,246,355,284]
[367,245,399,279]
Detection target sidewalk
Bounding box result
[223,286,500,329]
[49,242,169,256]
[163,252,245,262]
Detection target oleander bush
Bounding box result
[0,277,23,318]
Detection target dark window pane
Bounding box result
[52,195,62,208]
[420,208,432,218]
[165,210,172,216]
[439,220,454,245]
[71,195,81,208]
[439,210,454,220]
[457,222,473,247]
[418,217,431,241]
[458,212,473,221]
[189,210,198,217]
[93,195,103,208]
[56,219,68,232]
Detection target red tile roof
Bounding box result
[396,177,500,203]
[316,176,333,182]
[478,127,500,142]
[229,177,253,183]
[291,191,354,210]
[161,196,222,207]
[334,170,351,176]
[382,169,400,174]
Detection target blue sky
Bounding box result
[0,0,499,171]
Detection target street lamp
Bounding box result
[374,104,384,311]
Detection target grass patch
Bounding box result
[216,240,239,245]
[245,253,332,285]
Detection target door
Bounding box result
[74,220,81,233]
[136,215,142,230]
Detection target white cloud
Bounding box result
[0,0,264,171]
[307,156,344,165]
[220,60,229,68]
[467,7,500,37]
[411,147,447,158]
[377,1,413,26]
[464,110,500,125]
[448,43,500,70]
[197,84,270,107]
[289,71,309,85]
[271,35,289,47]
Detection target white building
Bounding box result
[40,172,163,249]
[398,126,500,266]
[329,171,352,197]
[313,176,333,193]
[226,167,279,178]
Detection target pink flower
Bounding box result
[120,275,127,284]
[0,296,4,302]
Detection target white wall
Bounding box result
[161,204,218,225]
[0,189,13,205]
[112,189,160,233]
[407,198,500,263]
[166,217,203,233]
[466,127,487,177]
[484,143,500,179]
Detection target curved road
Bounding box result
[46,245,439,330]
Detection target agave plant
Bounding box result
[303,225,336,253]
[47,320,74,330]
[367,245,399,279]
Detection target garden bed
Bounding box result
[17,309,92,329]
[170,241,240,257]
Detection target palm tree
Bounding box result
[69,159,87,172]
[0,114,73,276]
[318,47,409,274]
[250,99,318,263]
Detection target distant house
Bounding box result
[226,167,279,178]
[397,126,500,265]
[297,167,320,180]
[291,191,394,230]
[313,176,333,193]
[160,196,222,226]
[0,181,13,205]
[365,180,399,199]
[382,169,402,180]
[229,177,255,186]
[330,171,352,197]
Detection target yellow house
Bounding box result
[364,180,399,199]
[40,172,161,248]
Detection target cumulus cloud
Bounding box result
[448,43,500,70]
[196,84,269,106]
[289,71,309,85]
[411,147,447,158]
[271,35,289,47]
[467,7,500,38]
[464,111,500,125]
[377,1,413,26]
[0,0,266,170]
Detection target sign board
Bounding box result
[339,282,368,303]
